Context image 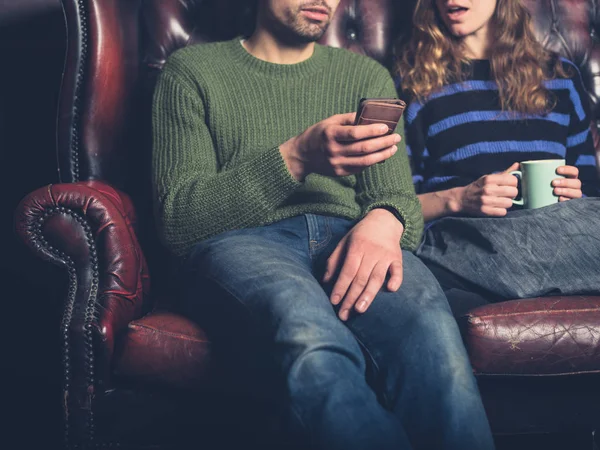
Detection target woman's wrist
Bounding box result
[419,187,464,222]
[446,186,464,214]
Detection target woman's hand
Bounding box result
[553,165,582,201]
[454,162,520,217]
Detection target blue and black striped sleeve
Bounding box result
[563,61,599,196]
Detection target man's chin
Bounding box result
[295,24,329,42]
[273,19,330,45]
[297,32,326,43]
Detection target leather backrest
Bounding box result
[58,0,600,187]
[524,0,600,124]
[58,0,141,186]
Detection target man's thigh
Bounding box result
[182,221,368,396]
[184,223,321,319]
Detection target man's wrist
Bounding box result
[366,207,405,233]
[279,137,306,181]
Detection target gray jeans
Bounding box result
[416,198,600,300]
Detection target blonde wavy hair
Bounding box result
[396,0,570,114]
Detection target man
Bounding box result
[152,1,494,449]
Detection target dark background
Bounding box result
[1,0,65,448]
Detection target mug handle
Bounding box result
[509,170,524,206]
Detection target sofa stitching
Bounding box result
[129,323,211,344]
[468,307,600,322]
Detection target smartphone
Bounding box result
[354,97,406,134]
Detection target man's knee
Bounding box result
[403,305,473,385]
[393,251,451,312]
[282,318,366,383]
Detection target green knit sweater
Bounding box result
[152,38,423,257]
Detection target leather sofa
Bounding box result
[14,0,600,448]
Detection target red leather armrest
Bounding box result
[15,181,152,387]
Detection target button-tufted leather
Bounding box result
[525,0,600,121]
[15,181,152,389]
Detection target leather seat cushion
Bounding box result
[113,296,600,390]
[113,310,213,389]
[461,296,600,375]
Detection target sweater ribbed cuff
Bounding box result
[245,146,303,205]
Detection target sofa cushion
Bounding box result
[113,310,213,389]
[462,296,600,375]
[114,296,600,390]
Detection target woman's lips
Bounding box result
[447,7,468,21]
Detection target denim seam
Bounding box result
[199,271,315,443]
[290,403,313,446]
[350,333,389,409]
[309,218,332,255]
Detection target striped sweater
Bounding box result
[403,59,599,197]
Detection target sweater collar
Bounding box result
[466,59,491,80]
[228,37,327,78]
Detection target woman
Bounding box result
[396,0,600,310]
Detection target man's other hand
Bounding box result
[280,112,401,181]
[323,208,404,321]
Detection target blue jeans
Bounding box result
[416,198,600,300]
[183,214,494,450]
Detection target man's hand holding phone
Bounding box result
[354,97,406,132]
[280,98,406,181]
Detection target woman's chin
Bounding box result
[446,24,474,38]
[451,29,469,38]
